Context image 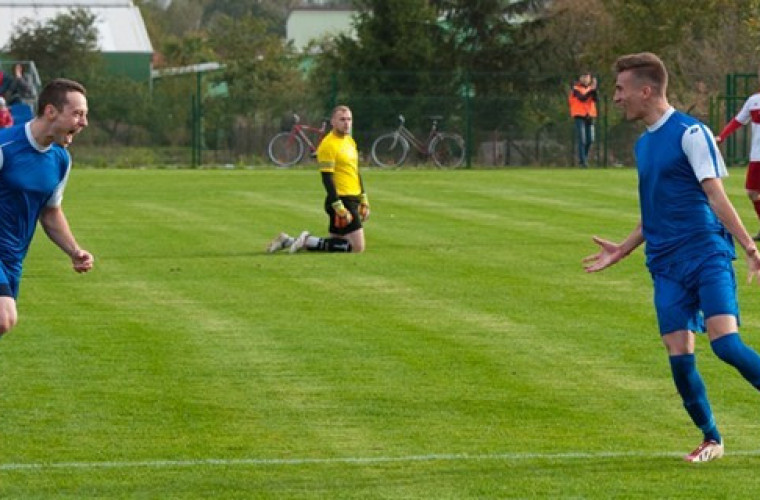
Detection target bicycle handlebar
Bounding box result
[398,114,443,126]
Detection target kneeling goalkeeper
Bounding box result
[266,104,369,254]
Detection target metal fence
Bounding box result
[70,70,750,169]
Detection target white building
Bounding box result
[286,5,356,52]
[0,0,153,81]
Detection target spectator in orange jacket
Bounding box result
[0,97,13,128]
[569,72,598,167]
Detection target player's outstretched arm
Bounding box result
[39,206,94,273]
[583,223,644,273]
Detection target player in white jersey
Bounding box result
[584,52,760,463]
[716,82,760,240]
[0,78,93,338]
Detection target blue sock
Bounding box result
[711,333,760,390]
[669,354,721,443]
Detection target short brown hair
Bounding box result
[36,78,87,117]
[613,52,668,94]
[331,105,351,117]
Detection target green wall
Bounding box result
[103,52,152,83]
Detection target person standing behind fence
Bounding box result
[716,72,760,240]
[6,63,36,107]
[569,72,598,167]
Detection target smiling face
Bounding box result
[46,91,88,148]
[613,70,647,122]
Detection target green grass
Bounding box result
[2,166,760,498]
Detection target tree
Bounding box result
[431,0,549,77]
[4,8,102,82]
[207,14,305,118]
[310,0,455,138]
[202,0,298,36]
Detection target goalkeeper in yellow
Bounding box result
[266,105,369,254]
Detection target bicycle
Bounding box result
[267,113,328,167]
[370,114,466,168]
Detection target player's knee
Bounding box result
[351,241,365,253]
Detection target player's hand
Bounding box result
[715,135,724,145]
[332,200,353,228]
[71,248,94,273]
[746,248,760,285]
[582,236,624,273]
[359,193,370,221]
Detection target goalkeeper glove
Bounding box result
[359,193,370,221]
[332,200,353,228]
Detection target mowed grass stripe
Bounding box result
[3,168,760,498]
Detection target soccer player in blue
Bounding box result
[583,52,760,463]
[0,78,93,337]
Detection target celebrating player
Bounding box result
[0,78,94,337]
[584,52,760,463]
[266,104,369,254]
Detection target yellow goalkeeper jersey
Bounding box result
[317,130,361,196]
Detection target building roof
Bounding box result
[0,0,152,53]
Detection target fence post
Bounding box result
[464,70,472,168]
[602,95,608,167]
[191,93,198,167]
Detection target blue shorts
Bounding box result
[0,260,21,298]
[651,254,739,335]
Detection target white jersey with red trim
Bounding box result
[734,92,760,160]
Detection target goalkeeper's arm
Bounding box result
[358,174,370,221]
[321,171,340,204]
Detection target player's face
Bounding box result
[50,91,88,148]
[614,70,647,122]
[332,109,352,136]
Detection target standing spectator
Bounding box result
[6,63,36,106]
[716,70,760,240]
[584,52,760,463]
[0,97,13,128]
[0,78,94,337]
[266,104,370,254]
[568,72,598,167]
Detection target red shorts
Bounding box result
[746,161,760,191]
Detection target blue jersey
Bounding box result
[635,108,733,272]
[0,122,70,268]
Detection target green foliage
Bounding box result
[161,32,217,66]
[202,0,296,37]
[207,15,305,118]
[432,0,548,75]
[5,8,101,82]
[85,74,153,145]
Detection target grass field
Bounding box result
[2,166,760,498]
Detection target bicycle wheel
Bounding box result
[371,133,409,167]
[267,132,305,167]
[430,133,466,168]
